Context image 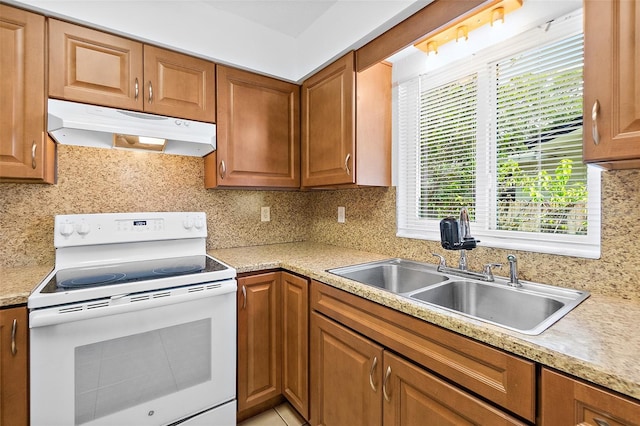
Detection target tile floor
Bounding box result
[238,403,308,426]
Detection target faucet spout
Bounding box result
[459,207,472,241]
[507,254,521,287]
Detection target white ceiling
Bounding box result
[10,0,430,82]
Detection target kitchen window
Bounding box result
[397,10,601,258]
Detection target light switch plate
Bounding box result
[338,206,345,223]
[261,206,270,222]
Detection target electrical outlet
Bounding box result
[337,206,346,223]
[261,206,270,222]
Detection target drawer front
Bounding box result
[311,281,536,422]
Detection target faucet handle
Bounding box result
[431,253,447,268]
[482,263,502,281]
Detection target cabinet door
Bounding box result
[302,52,356,187]
[143,45,215,123]
[540,368,640,426]
[48,19,143,111]
[383,352,525,426]
[0,306,28,426]
[281,272,309,419]
[0,5,53,183]
[583,0,640,169]
[310,312,383,426]
[211,65,300,188]
[237,273,282,413]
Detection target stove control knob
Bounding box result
[194,217,205,230]
[183,218,194,230]
[59,223,74,237]
[76,222,90,236]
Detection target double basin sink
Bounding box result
[327,258,589,335]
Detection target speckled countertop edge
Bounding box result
[208,242,640,402]
[3,242,639,401]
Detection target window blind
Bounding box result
[397,9,601,258]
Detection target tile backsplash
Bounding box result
[306,170,640,300]
[1,145,638,300]
[0,145,310,267]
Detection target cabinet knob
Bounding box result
[383,365,392,402]
[219,160,226,179]
[241,285,247,309]
[31,141,37,169]
[591,99,600,145]
[369,356,378,392]
[344,153,351,176]
[11,319,17,356]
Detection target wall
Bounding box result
[2,145,638,301]
[0,145,310,267]
[306,170,640,301]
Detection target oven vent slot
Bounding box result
[206,283,222,290]
[59,305,83,314]
[130,295,150,303]
[87,301,110,310]
[188,286,205,293]
[152,292,171,298]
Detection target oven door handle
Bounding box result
[29,280,236,328]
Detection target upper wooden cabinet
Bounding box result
[0,306,29,426]
[583,0,640,169]
[0,5,55,183]
[540,368,640,426]
[301,52,391,188]
[206,66,299,188]
[48,19,215,123]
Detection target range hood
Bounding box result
[47,99,216,157]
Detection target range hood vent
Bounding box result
[47,99,216,157]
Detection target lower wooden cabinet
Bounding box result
[540,368,640,426]
[281,272,310,419]
[310,311,525,426]
[237,272,282,413]
[237,271,310,420]
[310,311,383,426]
[0,306,29,426]
[383,351,525,426]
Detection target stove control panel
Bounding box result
[54,212,207,247]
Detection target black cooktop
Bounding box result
[40,255,228,294]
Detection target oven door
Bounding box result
[29,280,236,426]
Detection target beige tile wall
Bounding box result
[1,145,638,300]
[0,145,310,267]
[306,170,640,300]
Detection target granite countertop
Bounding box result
[208,242,640,402]
[3,242,638,402]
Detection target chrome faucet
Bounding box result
[507,254,521,287]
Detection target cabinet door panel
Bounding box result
[311,312,382,426]
[0,6,51,182]
[48,19,143,110]
[583,0,640,168]
[0,306,29,426]
[237,273,282,412]
[143,45,215,123]
[212,66,299,188]
[541,368,640,426]
[281,272,309,419]
[383,352,525,426]
[302,52,355,186]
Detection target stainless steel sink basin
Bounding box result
[328,258,589,335]
[327,258,447,294]
[410,280,589,335]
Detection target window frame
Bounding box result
[395,9,601,259]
